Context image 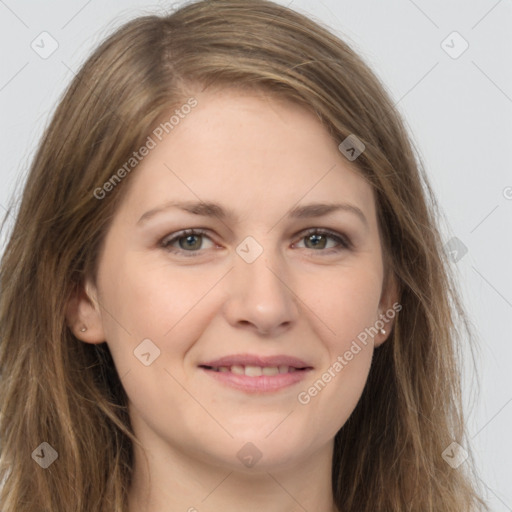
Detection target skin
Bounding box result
[67,88,398,512]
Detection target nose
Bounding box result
[221,245,300,337]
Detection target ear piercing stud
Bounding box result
[379,328,386,335]
[80,326,87,332]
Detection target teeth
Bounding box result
[245,365,262,377]
[231,365,245,375]
[211,365,298,376]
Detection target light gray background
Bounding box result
[1,0,511,509]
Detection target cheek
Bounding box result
[95,254,216,417]
[309,262,383,349]
[98,253,224,360]
[295,264,381,421]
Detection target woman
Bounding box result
[0,0,488,510]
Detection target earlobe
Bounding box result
[374,322,390,348]
[375,271,401,347]
[66,280,106,344]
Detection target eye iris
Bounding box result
[305,234,327,249]
[179,234,202,250]
[171,232,338,252]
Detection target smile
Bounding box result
[198,354,313,392]
[203,364,305,376]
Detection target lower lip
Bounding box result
[201,368,311,393]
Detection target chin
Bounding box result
[206,429,323,473]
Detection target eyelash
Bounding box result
[160,228,352,258]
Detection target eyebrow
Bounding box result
[137,200,368,227]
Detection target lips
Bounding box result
[207,365,299,377]
[198,353,313,392]
[199,353,312,373]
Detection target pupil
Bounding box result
[177,234,327,251]
[180,235,201,250]
[307,234,326,249]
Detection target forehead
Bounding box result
[116,88,376,227]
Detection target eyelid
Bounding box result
[160,228,214,257]
[294,227,352,251]
[159,227,352,256]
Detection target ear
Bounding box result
[374,270,401,348]
[66,278,106,344]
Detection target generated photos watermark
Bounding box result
[297,302,402,405]
[93,97,198,200]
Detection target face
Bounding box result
[70,88,397,472]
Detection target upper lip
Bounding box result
[199,353,313,369]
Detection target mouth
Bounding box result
[198,354,313,393]
[199,364,308,376]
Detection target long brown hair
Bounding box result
[0,0,488,510]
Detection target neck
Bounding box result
[128,434,338,512]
